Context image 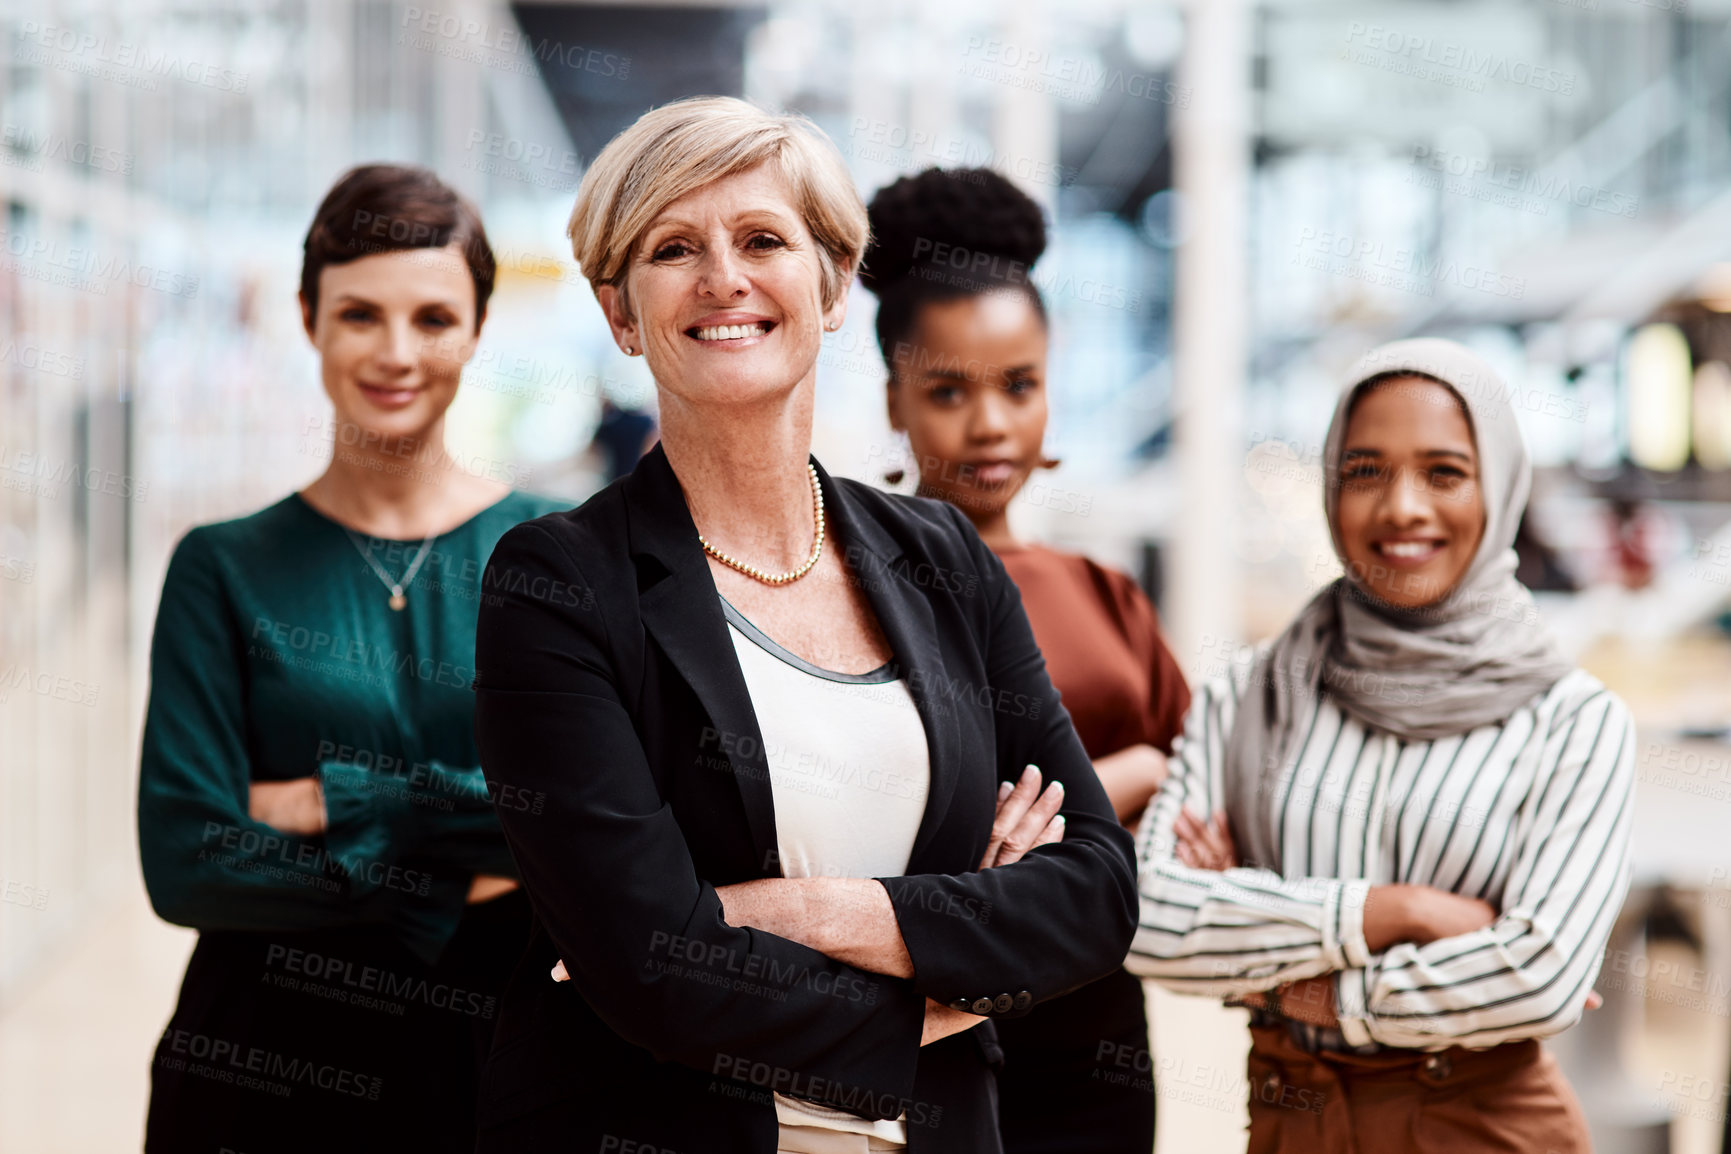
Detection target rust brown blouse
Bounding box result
[996,545,1190,758]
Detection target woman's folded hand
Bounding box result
[1180,807,1599,1022]
[466,875,519,903]
[978,764,1065,869]
[248,777,327,836]
[1173,808,1237,871]
[1171,816,1508,957]
[547,764,1071,985]
[1364,884,1498,952]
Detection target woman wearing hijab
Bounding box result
[1127,338,1632,1152]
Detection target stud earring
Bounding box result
[623,346,634,355]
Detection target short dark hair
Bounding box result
[300,164,495,329]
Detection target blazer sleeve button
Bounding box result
[970,997,994,1015]
[993,993,1014,1014]
[949,998,973,1013]
[1012,990,1033,1012]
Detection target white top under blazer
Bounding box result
[723,599,930,1144]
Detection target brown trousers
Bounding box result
[1245,1024,1593,1154]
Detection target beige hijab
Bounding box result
[1224,339,1572,870]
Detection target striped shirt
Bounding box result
[1125,664,1634,1052]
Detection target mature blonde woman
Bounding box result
[470,97,1136,1154]
[1128,339,1632,1152]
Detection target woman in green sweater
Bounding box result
[138,165,566,1153]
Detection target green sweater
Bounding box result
[138,489,567,962]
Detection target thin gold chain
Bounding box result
[698,464,825,586]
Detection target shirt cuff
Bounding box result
[1333,968,1373,1048]
[1320,879,1371,970]
[318,760,414,896]
[420,759,498,811]
[1335,879,1373,969]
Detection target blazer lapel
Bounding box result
[623,448,966,877]
[625,446,780,872]
[818,462,962,868]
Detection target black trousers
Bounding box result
[145,891,529,1154]
[992,966,1155,1154]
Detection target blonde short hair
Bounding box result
[567,96,868,315]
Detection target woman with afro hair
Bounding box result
[863,167,1190,1154]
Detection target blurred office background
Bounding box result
[3,0,1730,1150]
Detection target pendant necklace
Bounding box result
[347,528,438,611]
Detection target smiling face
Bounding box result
[597,163,843,409]
[301,245,481,445]
[1335,376,1487,609]
[886,290,1049,519]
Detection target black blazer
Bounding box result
[471,445,1137,1154]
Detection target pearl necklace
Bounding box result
[698,464,825,586]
